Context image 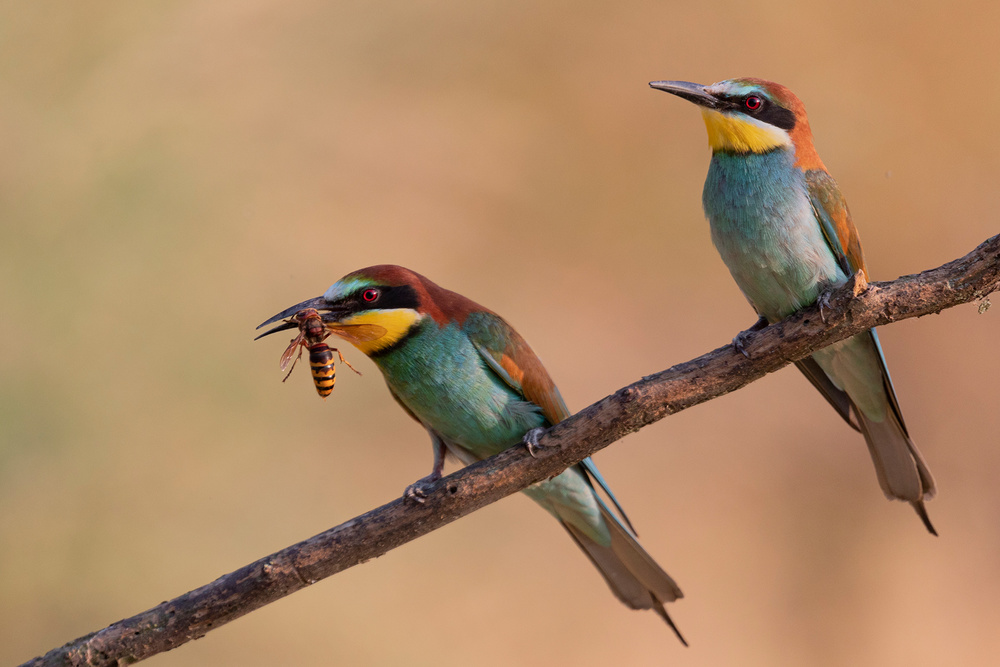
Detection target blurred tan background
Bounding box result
[2,1,999,665]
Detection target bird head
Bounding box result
[256,265,470,357]
[650,77,823,169]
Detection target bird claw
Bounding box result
[732,331,753,358]
[404,474,441,504]
[817,287,835,323]
[522,428,547,458]
[732,316,768,358]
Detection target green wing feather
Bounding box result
[798,169,874,428]
[464,312,636,533]
[805,169,868,277]
[463,311,570,424]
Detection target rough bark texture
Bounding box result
[21,235,1000,667]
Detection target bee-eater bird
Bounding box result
[649,78,936,534]
[257,265,686,641]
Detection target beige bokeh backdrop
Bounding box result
[3,2,999,665]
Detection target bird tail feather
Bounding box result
[856,405,937,534]
[560,503,686,645]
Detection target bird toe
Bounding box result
[522,427,547,458]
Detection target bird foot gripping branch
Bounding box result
[817,288,835,324]
[732,316,769,359]
[816,272,869,323]
[403,473,442,504]
[521,427,548,457]
[734,272,872,358]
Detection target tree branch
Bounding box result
[22,235,1000,667]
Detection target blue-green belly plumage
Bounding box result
[703,149,845,320]
[703,149,889,420]
[375,320,546,457]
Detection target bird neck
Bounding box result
[704,148,806,216]
[339,308,425,357]
[701,109,791,155]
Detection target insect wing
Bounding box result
[279,333,306,371]
[327,323,387,344]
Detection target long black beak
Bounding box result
[254,295,344,340]
[649,80,719,109]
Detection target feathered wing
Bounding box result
[797,169,868,426]
[463,311,685,640]
[464,311,635,523]
[805,170,867,278]
[805,170,937,532]
[463,312,570,423]
[794,356,859,430]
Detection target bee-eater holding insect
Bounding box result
[257,265,685,641]
[650,78,936,533]
[276,307,365,398]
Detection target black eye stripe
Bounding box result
[720,93,796,131]
[350,284,420,313]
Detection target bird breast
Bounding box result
[374,323,547,458]
[702,149,845,320]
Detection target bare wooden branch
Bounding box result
[22,235,1000,667]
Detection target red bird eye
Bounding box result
[745,96,763,111]
[362,288,380,302]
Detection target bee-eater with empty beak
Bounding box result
[650,78,936,533]
[257,265,685,641]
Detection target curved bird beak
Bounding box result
[649,80,719,109]
[254,295,348,340]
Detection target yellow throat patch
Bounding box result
[701,108,791,154]
[335,308,422,355]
